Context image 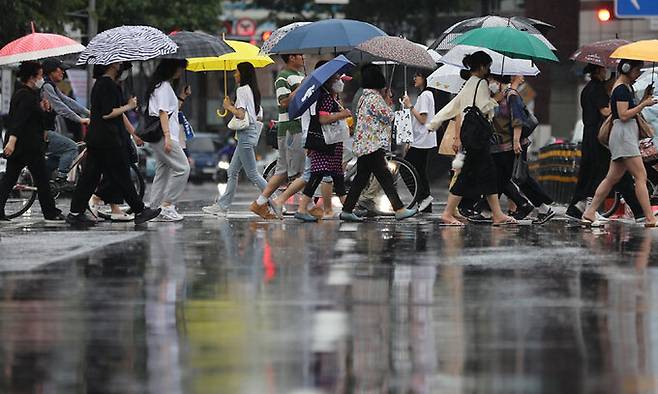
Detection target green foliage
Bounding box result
[0,0,85,44]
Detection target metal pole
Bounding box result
[86,0,97,103]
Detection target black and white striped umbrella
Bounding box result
[76,25,178,65]
[429,16,555,53]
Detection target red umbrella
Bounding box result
[0,22,85,66]
[570,39,631,68]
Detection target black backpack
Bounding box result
[460,79,495,151]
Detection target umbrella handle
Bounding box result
[217,67,229,117]
[216,109,228,117]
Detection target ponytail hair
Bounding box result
[462,51,493,78]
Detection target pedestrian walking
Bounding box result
[295,73,351,222]
[0,61,64,222]
[401,71,441,213]
[567,64,646,221]
[428,51,516,226]
[340,64,417,222]
[41,59,89,192]
[582,59,658,227]
[491,75,555,224]
[66,62,161,225]
[202,62,268,217]
[145,59,192,222]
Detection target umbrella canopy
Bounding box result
[430,16,556,52]
[346,36,436,69]
[288,55,354,119]
[260,22,311,55]
[441,45,540,76]
[416,43,443,64]
[610,40,658,62]
[0,28,85,66]
[570,39,631,68]
[77,25,177,65]
[453,27,559,62]
[427,64,466,94]
[165,31,234,59]
[634,69,658,95]
[268,19,386,55]
[186,40,273,71]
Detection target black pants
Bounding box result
[70,147,144,214]
[404,147,432,203]
[343,149,404,212]
[95,176,123,205]
[492,150,531,207]
[303,172,346,198]
[0,153,60,218]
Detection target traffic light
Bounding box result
[261,31,272,42]
[596,3,615,22]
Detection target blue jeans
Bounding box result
[47,130,77,178]
[218,125,268,210]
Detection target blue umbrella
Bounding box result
[269,19,386,55]
[288,55,354,119]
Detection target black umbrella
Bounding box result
[164,31,235,59]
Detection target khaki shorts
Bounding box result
[275,131,305,177]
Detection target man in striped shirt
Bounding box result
[251,53,318,219]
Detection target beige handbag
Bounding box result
[439,120,457,156]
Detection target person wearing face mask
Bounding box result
[0,61,64,222]
[145,58,192,221]
[427,51,516,226]
[567,63,647,222]
[202,62,267,217]
[66,61,161,225]
[582,59,658,226]
[40,59,89,193]
[295,73,351,222]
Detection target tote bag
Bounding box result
[394,108,413,144]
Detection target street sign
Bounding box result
[616,0,658,18]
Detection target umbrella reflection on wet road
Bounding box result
[0,202,658,393]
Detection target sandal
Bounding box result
[493,218,518,226]
[440,220,465,227]
[581,216,605,228]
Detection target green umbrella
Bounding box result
[452,27,558,62]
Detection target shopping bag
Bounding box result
[394,109,413,144]
[321,119,350,144]
[512,155,529,184]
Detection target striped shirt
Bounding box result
[275,68,304,136]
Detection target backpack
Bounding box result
[460,79,495,151]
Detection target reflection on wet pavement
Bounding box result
[1,202,658,393]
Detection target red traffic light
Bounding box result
[598,8,612,22]
[261,31,272,42]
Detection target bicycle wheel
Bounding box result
[130,163,146,200]
[2,168,38,219]
[263,159,278,181]
[599,193,621,218]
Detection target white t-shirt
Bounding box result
[411,90,437,149]
[149,81,181,143]
[235,85,263,123]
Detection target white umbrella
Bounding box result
[427,64,465,94]
[259,22,310,55]
[635,68,658,97]
[441,45,540,76]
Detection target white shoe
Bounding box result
[594,212,610,222]
[418,196,434,212]
[202,205,228,217]
[158,206,184,222]
[88,198,102,218]
[109,212,134,222]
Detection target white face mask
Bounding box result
[489,81,500,95]
[332,79,344,93]
[34,78,45,89]
[604,69,612,80]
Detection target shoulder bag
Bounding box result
[320,91,350,144]
[597,115,613,147]
[460,79,495,151]
[227,113,250,131]
[136,100,168,143]
[507,89,538,139]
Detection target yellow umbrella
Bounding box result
[610,40,658,62]
[187,40,274,116]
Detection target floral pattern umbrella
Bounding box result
[570,39,631,68]
[347,36,436,69]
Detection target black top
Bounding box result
[610,84,636,120]
[580,79,609,129]
[85,76,127,150]
[5,82,48,156]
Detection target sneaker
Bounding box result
[44,213,66,222]
[418,196,434,212]
[250,201,277,220]
[511,203,534,220]
[533,208,556,225]
[308,206,324,219]
[66,212,97,225]
[134,207,162,225]
[294,212,319,222]
[467,213,493,224]
[202,205,228,217]
[565,205,583,221]
[158,206,184,222]
[340,212,364,222]
[108,212,134,222]
[52,177,76,193]
[395,208,418,220]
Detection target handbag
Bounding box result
[637,113,655,139]
[460,79,495,151]
[597,115,613,147]
[640,137,658,163]
[512,155,529,184]
[394,108,413,144]
[304,107,333,153]
[227,114,250,131]
[136,101,167,143]
[322,119,350,144]
[439,120,457,156]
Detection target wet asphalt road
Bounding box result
[1,183,658,394]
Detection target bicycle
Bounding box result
[0,142,145,219]
[598,161,658,218]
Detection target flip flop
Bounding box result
[492,218,518,226]
[581,218,605,228]
[440,220,465,227]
